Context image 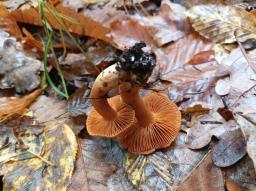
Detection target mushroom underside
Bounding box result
[117,93,181,154]
[86,95,135,137]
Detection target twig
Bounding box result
[26,150,54,166]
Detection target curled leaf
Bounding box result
[0,89,41,116]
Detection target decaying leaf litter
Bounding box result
[0,0,255,190]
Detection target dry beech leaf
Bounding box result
[79,138,122,191]
[110,19,154,49]
[131,1,190,47]
[8,2,112,43]
[110,1,190,49]
[236,114,256,172]
[185,115,238,149]
[187,50,216,65]
[223,155,256,189]
[187,4,256,44]
[0,124,77,191]
[157,33,215,78]
[67,144,89,191]
[0,5,22,39]
[213,128,247,167]
[68,85,92,117]
[30,95,84,135]
[0,89,41,116]
[178,152,225,191]
[226,180,247,191]
[22,28,44,57]
[0,38,42,93]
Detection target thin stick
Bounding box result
[27,150,54,166]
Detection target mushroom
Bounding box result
[117,84,181,154]
[86,42,156,138]
[86,64,135,137]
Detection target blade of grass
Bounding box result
[38,0,69,98]
[44,4,100,74]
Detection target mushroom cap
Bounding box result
[86,95,135,138]
[117,92,181,154]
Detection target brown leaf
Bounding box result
[187,4,256,44]
[68,85,92,117]
[187,50,216,65]
[223,155,256,189]
[9,2,112,43]
[217,106,234,121]
[30,95,84,135]
[133,1,190,47]
[178,152,225,191]
[110,19,154,49]
[22,28,43,57]
[226,180,247,191]
[185,116,237,149]
[0,89,41,115]
[110,1,190,49]
[157,33,215,79]
[67,142,89,191]
[185,104,210,116]
[236,114,256,172]
[213,128,247,167]
[79,138,120,190]
[0,5,22,39]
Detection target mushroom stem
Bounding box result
[90,64,129,120]
[120,83,154,127]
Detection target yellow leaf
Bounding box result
[1,123,77,191]
[187,5,256,44]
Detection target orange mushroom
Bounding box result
[117,84,181,154]
[86,64,135,137]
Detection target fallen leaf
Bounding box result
[217,106,234,121]
[185,104,210,116]
[0,125,44,164]
[110,19,154,49]
[0,5,22,39]
[185,115,237,149]
[30,95,84,135]
[178,152,225,191]
[121,133,209,190]
[157,33,215,79]
[223,155,256,189]
[110,1,190,49]
[8,1,113,43]
[0,89,41,116]
[212,128,247,167]
[67,143,89,191]
[187,50,216,65]
[80,138,121,190]
[68,85,92,117]
[236,114,256,172]
[0,37,42,93]
[22,28,44,57]
[132,1,190,47]
[187,4,256,44]
[226,179,247,191]
[215,78,231,96]
[0,123,77,191]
